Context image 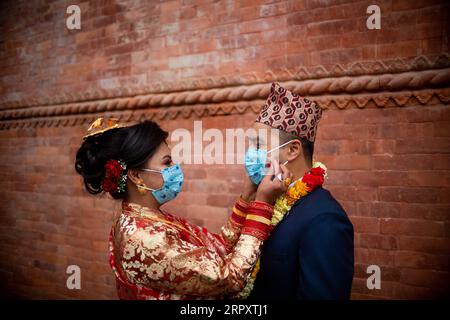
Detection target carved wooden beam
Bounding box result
[0,54,449,110]
[0,88,448,130]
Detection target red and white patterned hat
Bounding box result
[255,82,322,142]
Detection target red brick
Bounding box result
[1,0,449,301]
[311,48,362,66]
[206,194,237,208]
[380,218,446,237]
[394,138,450,154]
[308,35,342,51]
[392,0,436,11]
[320,154,372,170]
[379,186,442,203]
[394,251,448,270]
[395,283,448,299]
[399,236,450,254]
[287,11,313,25]
[377,40,421,59]
[373,155,433,171]
[355,248,395,266]
[328,185,378,201]
[399,203,450,220]
[361,202,402,218]
[351,216,380,234]
[359,234,398,250]
[399,268,450,288]
[238,16,286,34]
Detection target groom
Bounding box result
[244,83,354,300]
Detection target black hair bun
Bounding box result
[74,120,169,200]
[75,135,106,195]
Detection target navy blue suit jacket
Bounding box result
[248,186,354,300]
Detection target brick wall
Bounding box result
[0,0,449,299]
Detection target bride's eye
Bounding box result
[163,158,172,166]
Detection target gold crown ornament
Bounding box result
[82,117,127,140]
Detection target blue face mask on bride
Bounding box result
[138,164,184,204]
[244,140,292,185]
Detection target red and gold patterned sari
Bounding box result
[108,198,270,299]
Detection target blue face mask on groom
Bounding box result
[244,140,292,185]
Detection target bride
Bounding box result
[74,117,291,299]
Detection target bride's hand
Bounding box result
[242,172,257,202]
[255,160,292,205]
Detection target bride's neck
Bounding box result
[125,190,161,212]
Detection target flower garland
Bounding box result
[235,161,327,299]
[101,159,128,194]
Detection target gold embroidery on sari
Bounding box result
[111,200,261,299]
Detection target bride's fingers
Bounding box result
[273,161,284,182]
[272,159,280,177]
[279,164,290,180]
[265,161,274,177]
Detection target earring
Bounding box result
[136,181,148,195]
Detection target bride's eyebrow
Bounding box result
[162,155,171,161]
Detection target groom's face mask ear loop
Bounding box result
[268,139,301,183]
[245,140,292,185]
[268,139,291,168]
[276,139,303,186]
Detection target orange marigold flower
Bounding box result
[285,180,309,206]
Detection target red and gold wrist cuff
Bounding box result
[248,200,273,213]
[230,210,246,226]
[237,195,251,209]
[242,200,274,241]
[242,222,273,240]
[229,196,250,226]
[241,227,269,241]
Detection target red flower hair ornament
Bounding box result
[101,159,127,194]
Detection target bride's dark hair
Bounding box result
[74,120,168,199]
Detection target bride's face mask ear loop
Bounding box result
[136,179,148,195]
[135,164,184,205]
